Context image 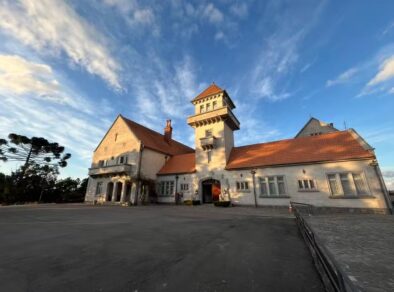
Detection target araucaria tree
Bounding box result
[0,133,71,179]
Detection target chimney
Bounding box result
[164,119,172,142]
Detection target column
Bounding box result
[120,182,127,203]
[112,182,117,202]
[132,181,139,205]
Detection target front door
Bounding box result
[202,179,221,203]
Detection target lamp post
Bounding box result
[251,170,257,208]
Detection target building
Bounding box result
[85,84,392,213]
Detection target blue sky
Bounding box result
[0,0,393,188]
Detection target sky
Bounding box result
[0,0,393,189]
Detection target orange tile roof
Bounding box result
[192,83,223,102]
[122,117,194,156]
[158,152,196,175]
[226,130,375,170]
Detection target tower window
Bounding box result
[200,104,205,113]
[207,150,212,163]
[115,133,118,141]
[206,103,211,111]
[213,101,217,109]
[205,129,213,137]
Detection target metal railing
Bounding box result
[290,201,362,292]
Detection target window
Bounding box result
[98,160,104,167]
[213,101,217,109]
[353,173,367,195]
[259,176,287,197]
[95,182,103,196]
[298,179,318,191]
[236,181,249,191]
[159,181,175,196]
[117,156,128,164]
[340,173,355,195]
[205,129,213,137]
[180,183,189,191]
[206,103,211,111]
[207,150,212,163]
[327,173,369,197]
[115,133,118,141]
[200,104,205,113]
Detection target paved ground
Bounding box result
[306,214,394,292]
[0,204,323,292]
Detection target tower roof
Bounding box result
[192,83,224,102]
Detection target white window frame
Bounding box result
[297,178,318,192]
[158,181,175,197]
[326,172,370,197]
[236,181,249,192]
[259,175,287,197]
[180,183,189,191]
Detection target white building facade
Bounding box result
[85,84,392,213]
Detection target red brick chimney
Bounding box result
[164,119,172,143]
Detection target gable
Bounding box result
[93,116,141,163]
[295,117,338,138]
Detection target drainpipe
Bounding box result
[135,142,144,205]
[251,170,257,208]
[371,160,392,214]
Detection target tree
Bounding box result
[0,133,71,180]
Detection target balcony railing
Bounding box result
[88,164,134,176]
[200,136,216,149]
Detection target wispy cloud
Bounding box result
[0,54,82,108]
[0,0,122,90]
[382,169,394,190]
[250,1,326,101]
[326,67,358,87]
[367,56,394,86]
[229,2,249,19]
[202,3,224,24]
[103,0,158,35]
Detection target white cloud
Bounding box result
[367,56,394,86]
[229,3,249,19]
[382,169,394,190]
[0,0,122,90]
[249,1,327,101]
[389,87,394,94]
[326,67,358,87]
[202,3,224,24]
[0,54,86,109]
[103,0,157,33]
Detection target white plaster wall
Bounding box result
[226,160,386,209]
[140,148,167,180]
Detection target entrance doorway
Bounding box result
[106,182,114,201]
[201,179,221,203]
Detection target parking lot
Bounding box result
[0,204,323,291]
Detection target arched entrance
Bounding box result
[201,179,221,203]
[115,182,122,202]
[124,182,132,202]
[106,182,114,202]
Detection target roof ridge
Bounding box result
[121,116,194,152]
[234,130,351,149]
